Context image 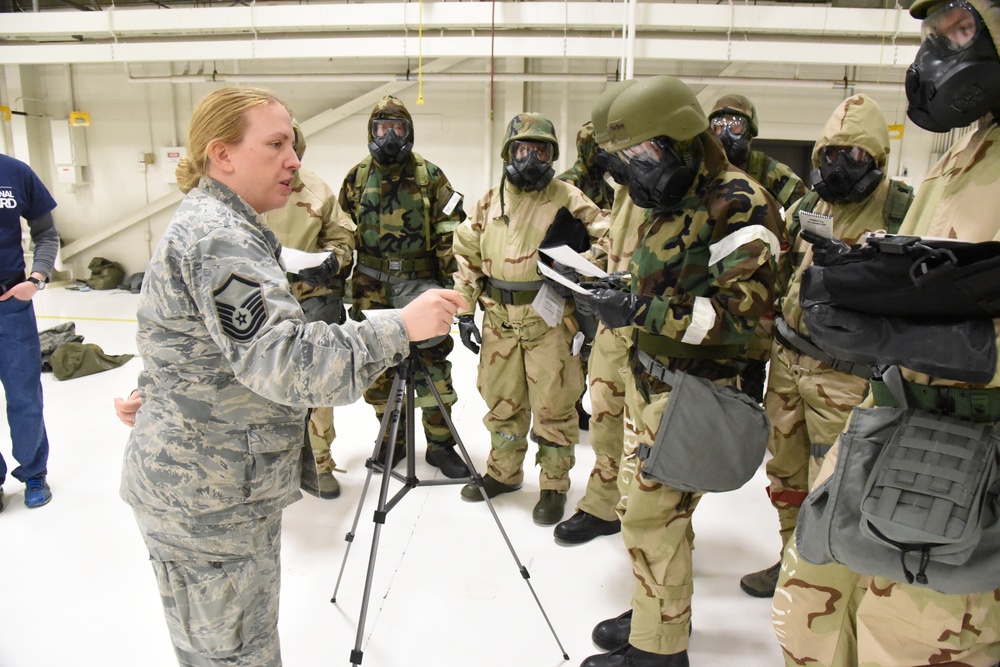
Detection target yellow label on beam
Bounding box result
[69,111,91,127]
[888,123,905,140]
[0,106,10,121]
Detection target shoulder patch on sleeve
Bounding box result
[212,274,268,342]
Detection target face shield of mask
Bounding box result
[619,138,697,212]
[710,114,752,165]
[811,145,882,204]
[505,140,555,191]
[368,118,413,165]
[905,0,1000,132]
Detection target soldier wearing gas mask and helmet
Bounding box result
[452,113,608,527]
[739,94,915,599]
[338,95,470,479]
[579,75,782,667]
[771,0,1000,665]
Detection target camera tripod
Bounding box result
[331,346,569,666]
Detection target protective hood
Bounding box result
[811,94,890,170]
[367,95,415,166]
[574,122,601,173]
[367,95,414,144]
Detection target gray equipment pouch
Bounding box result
[390,279,446,348]
[860,411,995,568]
[636,353,770,493]
[797,407,1000,594]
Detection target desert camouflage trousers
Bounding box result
[351,285,457,450]
[133,510,283,667]
[616,374,706,655]
[773,440,1000,667]
[764,339,869,548]
[578,324,630,521]
[308,407,337,475]
[477,310,582,492]
[301,294,344,475]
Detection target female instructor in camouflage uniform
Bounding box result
[118,87,465,667]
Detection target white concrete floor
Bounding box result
[1,286,784,667]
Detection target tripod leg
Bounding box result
[415,357,571,660]
[330,365,406,604]
[348,360,411,666]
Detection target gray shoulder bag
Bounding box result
[636,352,770,493]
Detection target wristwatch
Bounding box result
[26,276,47,291]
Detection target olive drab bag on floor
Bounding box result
[797,406,1000,595]
[50,342,133,381]
[86,257,126,290]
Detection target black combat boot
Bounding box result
[532,490,567,525]
[425,445,470,478]
[592,609,631,651]
[739,561,780,598]
[460,475,521,502]
[554,510,621,544]
[374,438,406,470]
[580,645,689,667]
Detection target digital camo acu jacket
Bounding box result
[121,177,410,524]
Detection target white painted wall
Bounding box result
[1,60,946,279]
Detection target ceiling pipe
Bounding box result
[124,69,904,91]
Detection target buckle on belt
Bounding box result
[388,260,403,271]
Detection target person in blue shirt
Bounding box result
[0,152,60,511]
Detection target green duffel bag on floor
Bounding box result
[50,342,134,380]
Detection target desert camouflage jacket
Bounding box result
[265,166,356,300]
[453,177,609,321]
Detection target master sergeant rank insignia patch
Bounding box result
[213,274,267,343]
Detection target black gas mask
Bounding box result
[368,118,413,166]
[709,114,752,167]
[594,148,630,186]
[810,146,882,204]
[621,136,700,212]
[505,140,555,191]
[905,0,1000,132]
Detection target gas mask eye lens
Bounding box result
[822,146,872,166]
[372,120,408,138]
[511,140,552,163]
[620,139,664,165]
[709,115,748,136]
[923,1,980,51]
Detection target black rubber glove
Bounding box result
[739,358,767,404]
[588,289,641,329]
[540,206,590,253]
[801,230,851,267]
[457,314,482,354]
[297,254,340,287]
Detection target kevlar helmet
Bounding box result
[292,120,307,161]
[591,79,638,148]
[591,79,638,185]
[605,75,708,154]
[500,113,560,162]
[708,94,760,137]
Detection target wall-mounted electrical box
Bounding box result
[51,118,89,188]
[161,146,185,184]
